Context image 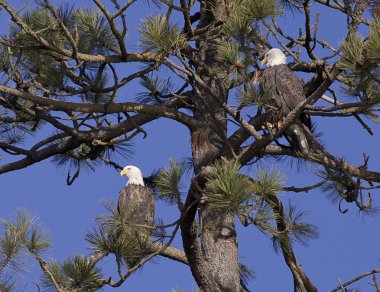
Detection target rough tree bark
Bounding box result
[181,1,241,291]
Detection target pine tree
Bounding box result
[0,0,379,291]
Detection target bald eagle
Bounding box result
[119,165,155,267]
[260,48,311,154]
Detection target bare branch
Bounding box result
[331,269,380,292]
[0,85,198,128]
[283,180,327,193]
[261,145,380,182]
[92,0,128,58]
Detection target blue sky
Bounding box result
[1,0,380,291]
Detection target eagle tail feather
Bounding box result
[285,124,309,154]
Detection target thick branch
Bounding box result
[146,241,188,265]
[261,145,380,182]
[0,97,191,174]
[0,0,153,63]
[87,241,188,267]
[0,85,197,129]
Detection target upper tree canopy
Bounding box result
[0,0,380,291]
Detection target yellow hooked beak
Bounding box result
[120,170,127,176]
[261,56,267,65]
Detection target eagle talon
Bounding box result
[262,122,274,131]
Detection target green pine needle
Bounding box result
[223,8,252,42]
[0,209,50,274]
[318,164,355,205]
[81,71,113,104]
[96,200,146,235]
[88,201,150,267]
[254,202,275,227]
[136,73,172,104]
[0,227,26,273]
[8,4,75,90]
[0,47,10,73]
[367,17,380,64]
[0,126,26,145]
[151,218,167,242]
[26,227,50,253]
[0,274,16,292]
[339,34,365,70]
[261,203,318,251]
[218,41,242,66]
[237,85,268,108]
[61,256,103,288]
[86,226,113,255]
[239,262,255,288]
[154,159,187,205]
[205,159,254,213]
[285,203,319,246]
[26,55,66,89]
[75,7,118,54]
[10,8,64,47]
[41,256,103,291]
[40,260,66,291]
[139,14,187,56]
[251,168,284,197]
[245,0,282,20]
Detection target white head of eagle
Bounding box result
[262,48,287,67]
[120,165,145,186]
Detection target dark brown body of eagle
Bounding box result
[260,64,311,154]
[117,184,155,267]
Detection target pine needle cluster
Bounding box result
[0,210,49,289]
[318,164,376,214]
[0,209,49,271]
[236,84,268,109]
[204,159,255,213]
[51,138,134,184]
[40,256,103,291]
[136,73,173,104]
[215,0,282,96]
[339,25,380,119]
[75,7,119,54]
[251,167,284,196]
[339,34,365,71]
[139,14,187,57]
[367,17,380,65]
[0,210,105,290]
[86,201,150,269]
[0,274,15,292]
[206,165,319,249]
[252,202,319,251]
[283,204,319,247]
[7,3,117,94]
[154,159,187,205]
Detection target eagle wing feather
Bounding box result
[260,64,311,154]
[117,184,155,268]
[273,65,305,113]
[118,184,155,228]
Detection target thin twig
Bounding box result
[283,180,327,193]
[331,270,380,292]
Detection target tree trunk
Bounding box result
[181,1,241,291]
